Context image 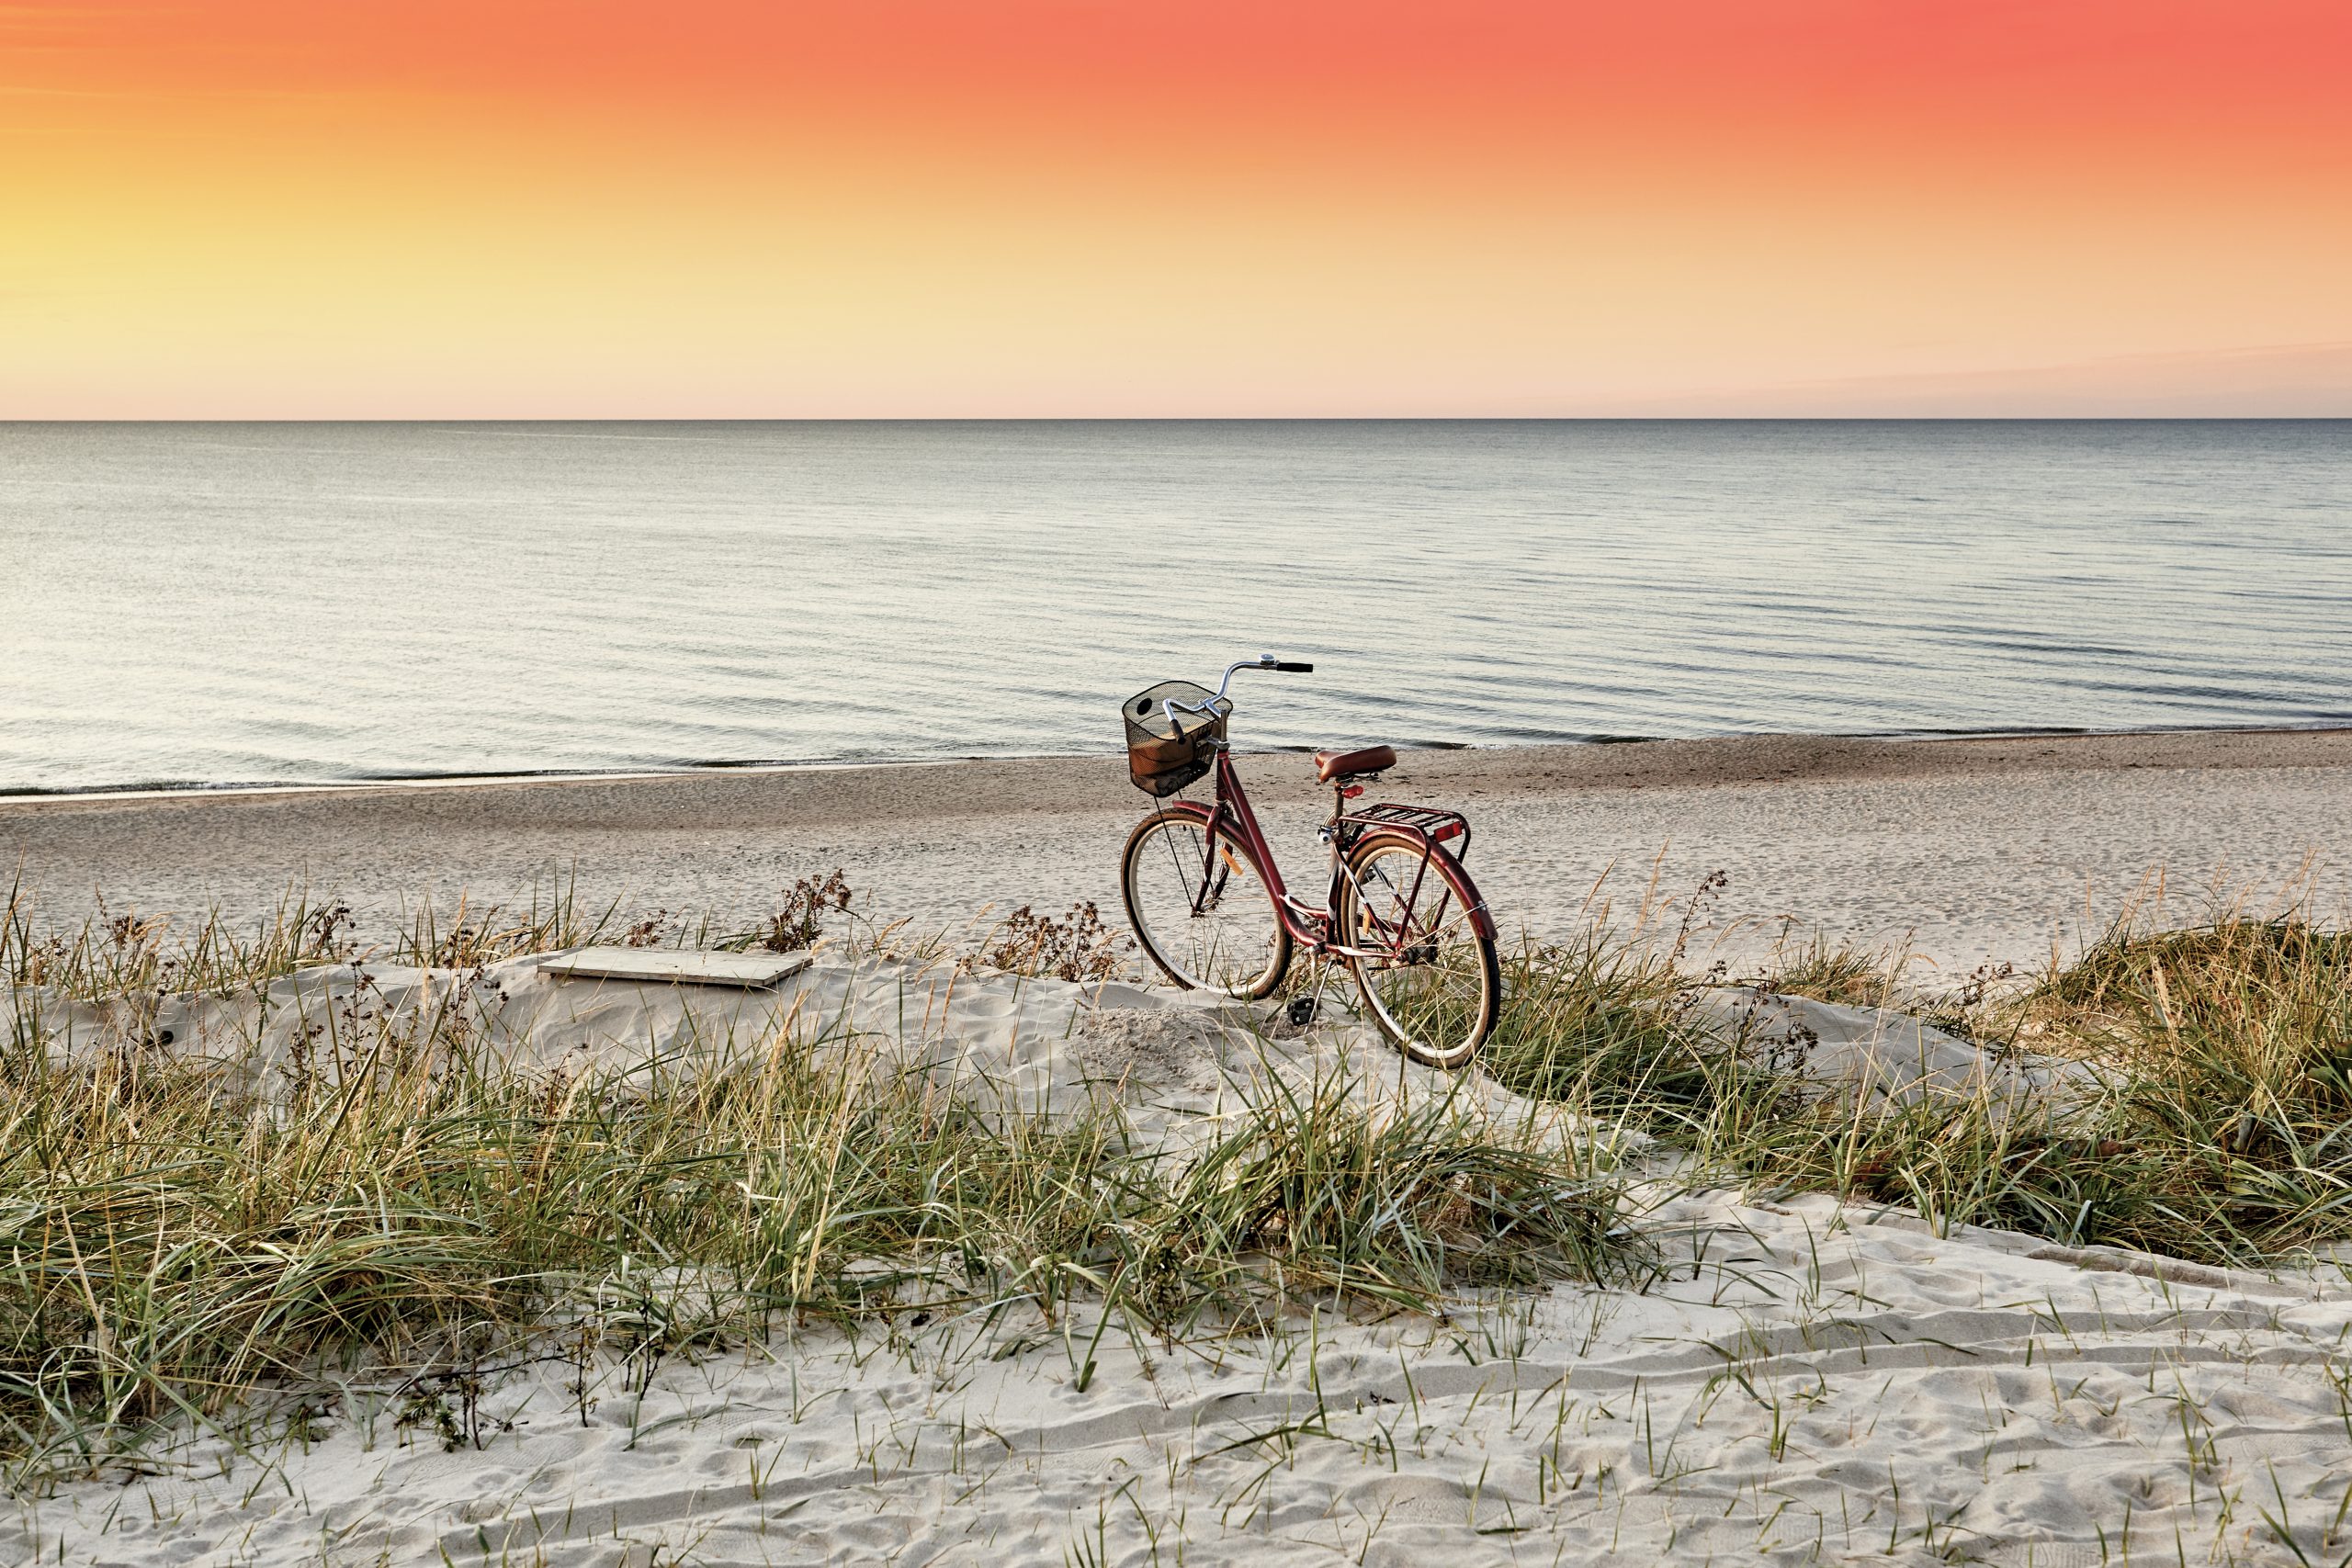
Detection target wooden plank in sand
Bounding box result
[537,947,812,989]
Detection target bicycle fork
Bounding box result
[1186,809,1238,918]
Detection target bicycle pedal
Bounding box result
[1284,994,1319,1029]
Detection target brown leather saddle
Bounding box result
[1312,744,1396,784]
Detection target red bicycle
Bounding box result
[1117,655,1501,1067]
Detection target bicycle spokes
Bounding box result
[1123,813,1290,998]
[1342,837,1495,1066]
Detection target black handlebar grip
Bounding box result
[1275,661,1314,672]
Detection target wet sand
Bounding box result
[6,728,2350,974]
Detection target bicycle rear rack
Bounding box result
[1340,802,1472,861]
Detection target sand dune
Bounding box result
[6,731,2350,1563]
[10,956,2351,1564]
[18,1190,2346,1566]
[19,948,2072,1160]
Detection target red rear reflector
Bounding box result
[1432,822,1461,840]
[1340,784,1365,798]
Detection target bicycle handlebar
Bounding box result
[1158,655,1315,732]
[1214,652,1315,699]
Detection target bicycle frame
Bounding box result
[1155,746,1497,963]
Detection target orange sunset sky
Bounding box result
[6,1,2348,417]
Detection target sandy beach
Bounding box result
[8,728,2351,975]
[8,938,2352,1564]
[20,1186,2352,1566]
[6,728,2352,1565]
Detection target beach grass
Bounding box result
[2,869,654,1004]
[1476,885,2352,1269]
[1739,910,2352,1264]
[0,884,1634,1476]
[4,870,2348,1481]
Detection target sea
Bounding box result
[3,420,2346,795]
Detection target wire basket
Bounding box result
[1123,681,1229,796]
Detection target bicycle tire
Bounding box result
[1334,830,1499,1068]
[1120,811,1292,999]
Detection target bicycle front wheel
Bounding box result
[1121,812,1292,998]
[1336,831,1499,1068]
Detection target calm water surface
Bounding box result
[3,421,2346,793]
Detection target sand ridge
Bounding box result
[11,956,2352,1564]
[17,949,2087,1145]
[12,1193,2348,1564]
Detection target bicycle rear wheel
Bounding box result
[1336,831,1498,1067]
[1121,812,1291,998]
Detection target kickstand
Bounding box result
[1283,953,1346,1030]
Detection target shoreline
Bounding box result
[7,718,2352,808]
[6,727,2349,974]
[7,721,2352,812]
